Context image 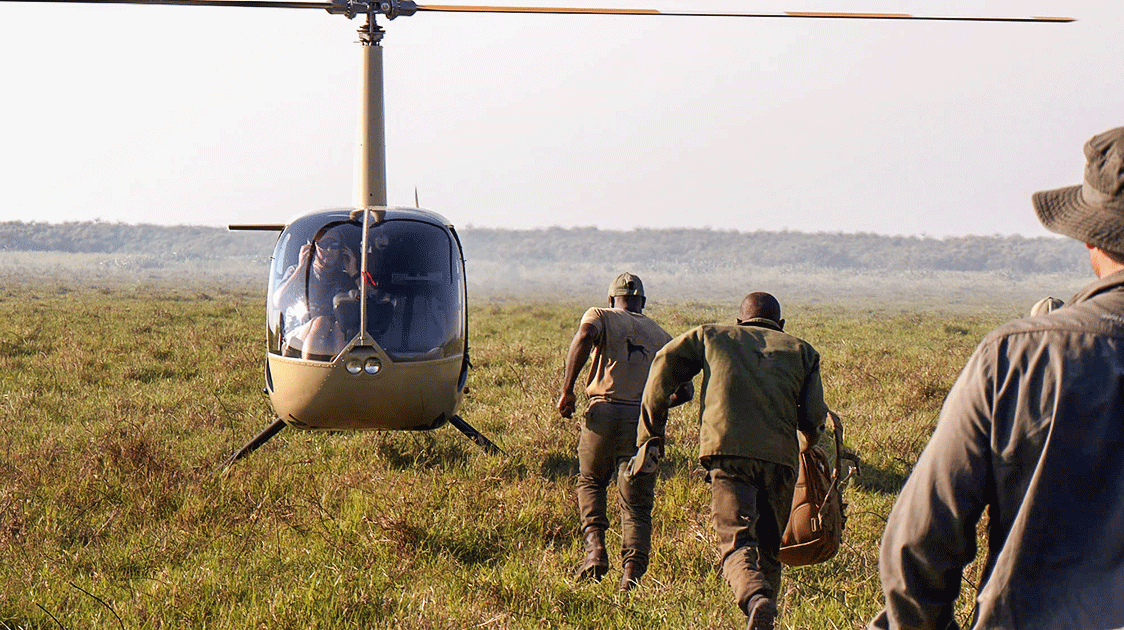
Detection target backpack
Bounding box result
[779,411,851,566]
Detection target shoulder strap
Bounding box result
[827,410,844,482]
[809,410,847,520]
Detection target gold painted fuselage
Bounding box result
[266,342,464,431]
[263,207,469,432]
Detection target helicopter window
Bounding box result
[358,221,464,362]
[267,216,464,364]
[267,222,362,361]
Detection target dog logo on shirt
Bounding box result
[626,338,649,362]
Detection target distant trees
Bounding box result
[0,221,275,259]
[457,228,1088,274]
[0,221,1089,275]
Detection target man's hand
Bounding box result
[668,381,694,408]
[799,409,834,451]
[627,438,662,477]
[798,430,817,452]
[557,390,577,419]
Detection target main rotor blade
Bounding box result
[0,0,336,8]
[0,0,1077,22]
[415,4,1074,22]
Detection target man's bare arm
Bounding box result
[557,322,598,418]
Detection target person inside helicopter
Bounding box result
[272,225,361,360]
[266,216,464,363]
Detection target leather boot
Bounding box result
[618,560,646,592]
[577,528,609,581]
[746,597,777,630]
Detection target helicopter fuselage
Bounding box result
[263,206,468,432]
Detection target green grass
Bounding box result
[0,282,1019,629]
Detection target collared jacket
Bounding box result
[871,270,1124,630]
[637,318,828,470]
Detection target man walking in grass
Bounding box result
[557,272,691,591]
[870,126,1124,629]
[634,292,827,630]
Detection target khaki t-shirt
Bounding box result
[581,307,672,405]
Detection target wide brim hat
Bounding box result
[1033,126,1124,252]
[608,272,644,298]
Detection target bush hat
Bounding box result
[1033,126,1124,252]
[608,272,644,298]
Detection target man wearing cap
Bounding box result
[557,272,691,591]
[634,292,828,630]
[1029,295,1064,316]
[870,126,1124,629]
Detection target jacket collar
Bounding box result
[737,317,784,332]
[1069,269,1124,305]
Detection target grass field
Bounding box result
[0,280,1026,629]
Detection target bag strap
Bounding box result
[813,411,846,519]
[827,410,844,482]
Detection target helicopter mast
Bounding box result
[356,11,387,207]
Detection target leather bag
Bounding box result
[779,411,849,566]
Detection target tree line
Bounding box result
[0,221,1089,274]
[462,227,1088,274]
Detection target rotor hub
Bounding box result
[326,0,417,21]
[359,13,385,44]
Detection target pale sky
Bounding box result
[0,1,1120,237]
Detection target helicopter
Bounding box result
[2,0,1073,464]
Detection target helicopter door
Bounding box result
[359,220,465,362]
[267,221,363,361]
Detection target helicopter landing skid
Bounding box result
[448,415,504,456]
[222,414,503,469]
[222,417,287,469]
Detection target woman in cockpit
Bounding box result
[272,226,360,360]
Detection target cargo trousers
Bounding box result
[577,401,656,569]
[704,455,797,614]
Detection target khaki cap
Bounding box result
[608,272,645,298]
[1030,296,1064,317]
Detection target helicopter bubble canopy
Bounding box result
[267,208,465,364]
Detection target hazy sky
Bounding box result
[0,1,1119,237]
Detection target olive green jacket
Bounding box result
[637,319,828,470]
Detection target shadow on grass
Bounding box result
[851,456,909,496]
[374,435,470,471]
[429,527,507,566]
[540,449,578,480]
[540,448,698,482]
[385,518,507,566]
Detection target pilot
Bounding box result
[273,227,360,359]
[556,272,692,591]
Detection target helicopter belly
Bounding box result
[266,352,463,431]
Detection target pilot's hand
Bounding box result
[557,391,576,419]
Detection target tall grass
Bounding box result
[0,281,1020,629]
